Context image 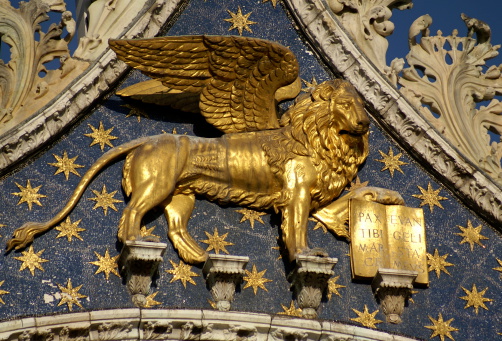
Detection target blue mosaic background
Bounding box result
[0,1,500,340]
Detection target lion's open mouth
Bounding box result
[339,128,368,137]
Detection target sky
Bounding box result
[387,0,502,66]
[2,1,502,70]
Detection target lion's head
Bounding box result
[264,79,370,209]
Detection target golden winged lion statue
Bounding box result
[7,35,404,263]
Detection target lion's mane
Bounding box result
[179,79,369,213]
[261,79,369,210]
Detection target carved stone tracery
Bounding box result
[0,309,419,341]
[286,0,502,228]
[326,0,413,70]
[0,0,88,131]
[0,0,180,175]
[400,15,502,182]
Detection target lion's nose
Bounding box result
[357,116,370,130]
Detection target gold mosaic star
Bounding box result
[327,275,346,299]
[243,264,272,294]
[271,245,282,260]
[144,291,161,308]
[459,284,493,314]
[350,305,383,329]
[140,225,160,239]
[0,281,9,305]
[409,289,419,304]
[493,258,502,278]
[84,121,118,151]
[309,217,328,233]
[55,217,85,242]
[14,245,49,276]
[301,76,318,92]
[224,6,257,36]
[57,278,87,312]
[48,151,84,180]
[200,228,234,254]
[88,185,122,216]
[346,176,369,192]
[166,259,199,288]
[236,208,266,229]
[0,223,6,238]
[208,299,217,309]
[123,104,150,122]
[12,180,47,210]
[375,148,408,177]
[262,0,279,8]
[89,249,120,280]
[278,301,302,317]
[427,249,454,278]
[412,183,447,212]
[455,220,488,251]
[425,313,459,341]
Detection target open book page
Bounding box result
[349,199,428,285]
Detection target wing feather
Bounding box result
[116,79,200,113]
[110,35,299,133]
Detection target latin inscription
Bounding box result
[350,200,428,284]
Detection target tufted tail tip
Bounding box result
[6,222,47,253]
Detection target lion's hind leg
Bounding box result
[163,194,208,264]
[118,184,169,242]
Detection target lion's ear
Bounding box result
[311,83,333,102]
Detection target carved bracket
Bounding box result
[119,240,167,307]
[289,254,338,319]
[371,268,417,324]
[203,254,249,311]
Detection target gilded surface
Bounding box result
[0,1,500,340]
[7,35,384,265]
[349,199,428,284]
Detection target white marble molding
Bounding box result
[0,308,420,341]
[0,0,184,175]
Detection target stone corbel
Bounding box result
[371,268,417,324]
[289,254,338,319]
[118,240,167,307]
[203,254,249,312]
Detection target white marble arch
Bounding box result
[0,0,183,175]
[0,308,419,341]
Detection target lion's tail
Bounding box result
[6,137,151,252]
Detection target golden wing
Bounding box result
[116,79,200,113]
[109,35,300,133]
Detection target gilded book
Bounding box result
[349,199,428,285]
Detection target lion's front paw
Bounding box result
[298,247,329,258]
[138,235,161,243]
[352,186,405,205]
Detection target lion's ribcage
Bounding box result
[180,132,279,205]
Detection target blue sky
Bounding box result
[3,1,502,70]
[388,1,502,65]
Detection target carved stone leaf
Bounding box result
[73,0,160,61]
[0,0,88,132]
[326,0,413,69]
[97,322,133,340]
[400,21,502,182]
